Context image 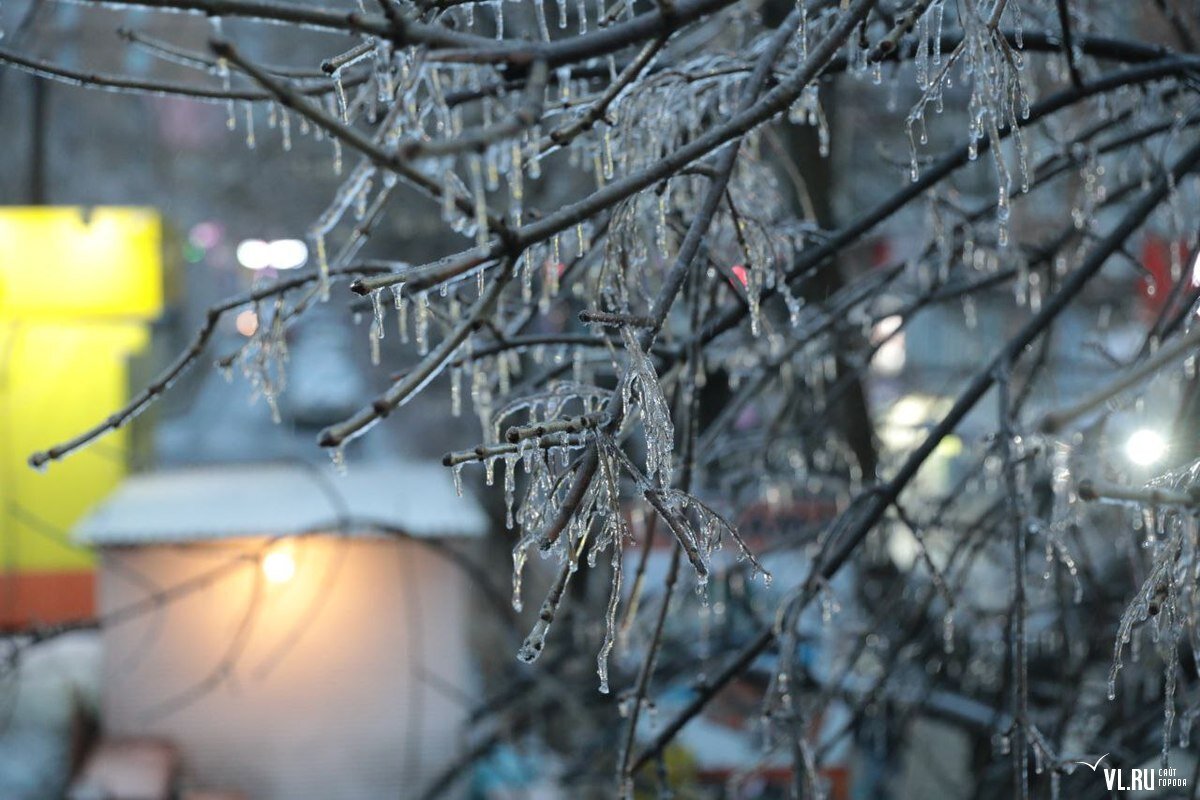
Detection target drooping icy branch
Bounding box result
[318,261,517,449]
[0,43,349,101]
[1076,479,1200,508]
[1039,325,1200,434]
[635,134,1200,773]
[28,266,389,469]
[399,60,550,159]
[212,39,506,233]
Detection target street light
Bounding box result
[262,545,296,584]
[1125,428,1168,467]
[236,238,308,271]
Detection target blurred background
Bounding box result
[1,0,1196,798]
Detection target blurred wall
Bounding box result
[99,535,476,799]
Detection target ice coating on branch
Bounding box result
[238,296,289,425]
[368,289,385,366]
[1103,459,1200,766]
[517,558,574,664]
[902,0,1030,241]
[619,328,673,488]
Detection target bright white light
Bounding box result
[236,239,271,270]
[236,238,308,271]
[262,548,296,584]
[1125,428,1168,467]
[270,239,308,270]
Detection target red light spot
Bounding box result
[731,264,749,288]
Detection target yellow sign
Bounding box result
[0,207,163,623]
[0,207,163,320]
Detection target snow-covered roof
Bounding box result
[75,460,488,545]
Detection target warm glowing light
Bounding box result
[262,547,296,584]
[236,238,308,271]
[235,309,258,336]
[1125,428,1168,467]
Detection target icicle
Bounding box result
[597,539,622,694]
[243,102,256,149]
[507,137,524,215]
[592,148,605,189]
[932,1,945,66]
[504,453,517,528]
[280,107,292,151]
[485,145,500,192]
[534,0,551,40]
[369,289,385,365]
[915,14,930,89]
[218,58,236,131]
[394,287,409,343]
[329,445,347,475]
[469,154,489,249]
[415,292,429,355]
[906,116,921,182]
[511,544,528,612]
[332,67,349,123]
[498,350,512,394]
[603,128,615,180]
[527,126,542,178]
[313,232,330,300]
[440,169,457,225]
[962,295,977,329]
[450,364,462,416]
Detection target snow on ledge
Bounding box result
[74,459,488,545]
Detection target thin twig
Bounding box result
[1039,325,1200,433]
[1053,0,1084,88]
[1076,479,1200,507]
